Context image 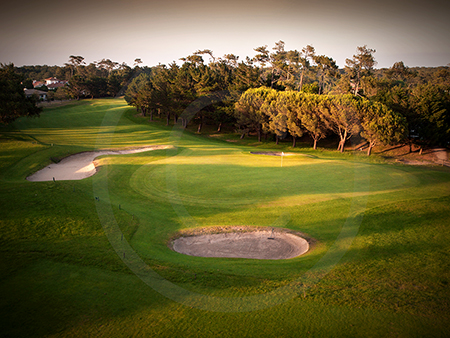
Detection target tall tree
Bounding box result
[235,87,274,141]
[300,94,329,149]
[322,95,362,152]
[223,54,239,68]
[154,63,178,126]
[271,40,288,89]
[0,64,41,124]
[385,61,416,83]
[96,59,119,75]
[261,90,289,145]
[230,57,261,92]
[194,49,216,63]
[283,91,304,147]
[65,75,86,100]
[253,45,272,87]
[360,101,407,155]
[410,84,450,151]
[345,45,377,96]
[313,55,338,94]
[64,55,85,78]
[124,72,152,111]
[282,50,301,90]
[297,45,315,91]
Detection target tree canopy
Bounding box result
[8,43,443,152]
[0,64,41,124]
[120,42,448,152]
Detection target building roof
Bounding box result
[47,82,67,89]
[33,80,45,88]
[24,89,48,96]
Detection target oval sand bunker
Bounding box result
[172,230,309,260]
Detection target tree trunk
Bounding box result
[276,135,279,145]
[166,112,170,126]
[197,115,203,133]
[367,141,375,156]
[292,136,296,148]
[339,130,348,153]
[340,139,346,153]
[354,73,360,96]
[257,125,262,142]
[313,138,317,150]
[337,139,345,152]
[318,73,324,95]
[149,110,153,121]
[270,67,275,88]
[240,133,245,139]
[419,146,423,155]
[217,122,222,132]
[174,114,178,124]
[299,71,304,91]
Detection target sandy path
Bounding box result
[434,148,448,161]
[172,230,309,260]
[27,145,173,182]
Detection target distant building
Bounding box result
[32,80,45,88]
[45,77,60,85]
[33,78,68,90]
[24,89,47,100]
[47,82,68,90]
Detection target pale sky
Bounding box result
[1,0,449,69]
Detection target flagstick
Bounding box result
[281,152,284,167]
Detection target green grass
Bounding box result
[1,98,449,337]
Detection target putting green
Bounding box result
[129,148,415,209]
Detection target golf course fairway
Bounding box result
[1,98,449,337]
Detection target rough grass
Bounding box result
[0,98,449,337]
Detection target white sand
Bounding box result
[27,145,173,182]
[172,230,309,260]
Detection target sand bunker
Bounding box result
[172,228,309,260]
[27,145,173,182]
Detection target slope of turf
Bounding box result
[1,98,449,337]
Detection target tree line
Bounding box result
[62,56,138,99]
[15,56,147,100]
[234,87,406,155]
[1,56,144,123]
[3,42,450,151]
[125,42,450,152]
